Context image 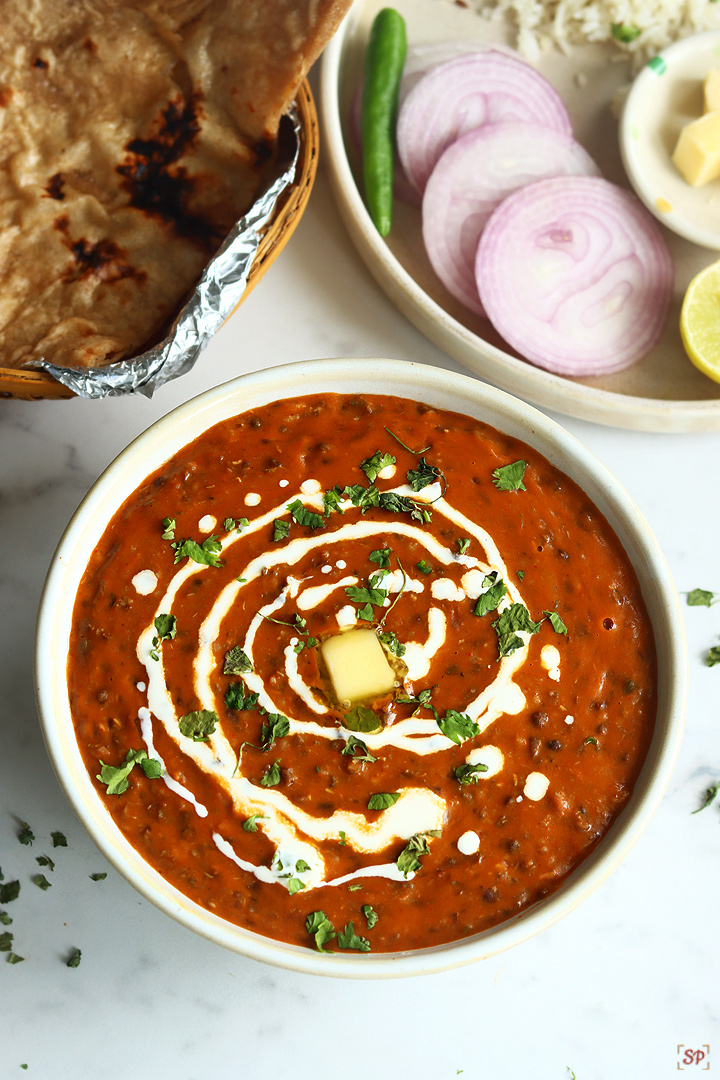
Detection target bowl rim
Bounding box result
[35,356,688,978]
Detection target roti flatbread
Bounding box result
[0,0,350,369]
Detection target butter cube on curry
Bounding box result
[322,630,395,704]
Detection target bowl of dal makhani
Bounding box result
[35,358,686,976]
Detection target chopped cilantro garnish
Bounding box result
[338,922,371,952]
[287,878,305,896]
[97,748,164,794]
[161,516,176,540]
[341,735,377,762]
[362,904,378,929]
[260,760,282,787]
[178,710,218,742]
[0,931,12,951]
[438,709,480,745]
[343,483,380,511]
[492,460,527,491]
[383,427,430,455]
[474,575,507,617]
[287,499,325,530]
[306,910,336,952]
[517,570,525,581]
[368,792,400,810]
[153,614,176,642]
[456,538,471,555]
[357,602,375,622]
[397,833,433,877]
[407,457,444,494]
[343,706,382,733]
[345,584,387,606]
[225,681,259,712]
[492,603,543,658]
[454,762,489,784]
[17,822,34,846]
[396,687,437,718]
[33,874,51,891]
[544,610,568,635]
[378,630,405,657]
[361,450,396,483]
[89,873,107,881]
[7,953,24,965]
[273,519,290,542]
[51,832,67,848]
[585,737,599,748]
[223,646,253,675]
[323,486,345,516]
[378,490,431,524]
[242,814,266,832]
[0,912,12,925]
[369,548,391,568]
[172,535,222,567]
[260,713,290,748]
[416,559,433,575]
[35,855,54,872]
[707,646,720,667]
[348,883,363,892]
[66,948,82,968]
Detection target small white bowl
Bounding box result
[621,31,720,249]
[35,358,687,978]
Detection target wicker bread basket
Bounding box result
[0,80,319,401]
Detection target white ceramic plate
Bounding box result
[620,31,720,249]
[319,0,720,432]
[35,357,687,978]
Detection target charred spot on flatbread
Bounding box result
[0,0,351,371]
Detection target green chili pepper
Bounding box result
[361,7,407,237]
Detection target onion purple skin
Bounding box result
[396,51,573,196]
[422,122,600,318]
[475,176,674,377]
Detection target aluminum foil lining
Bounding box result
[29,107,302,399]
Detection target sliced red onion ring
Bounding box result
[422,123,600,316]
[475,176,674,375]
[397,52,572,196]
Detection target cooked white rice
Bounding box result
[447,0,720,65]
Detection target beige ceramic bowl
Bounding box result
[35,358,687,977]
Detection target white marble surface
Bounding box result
[1,94,719,1080]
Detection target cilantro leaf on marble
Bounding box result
[33,874,51,891]
[90,873,107,881]
[0,881,20,905]
[36,855,55,872]
[17,822,34,846]
[687,588,718,607]
[692,781,720,814]
[66,948,82,968]
[51,832,67,848]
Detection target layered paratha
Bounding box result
[0,0,350,370]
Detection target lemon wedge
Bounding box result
[680,259,720,383]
